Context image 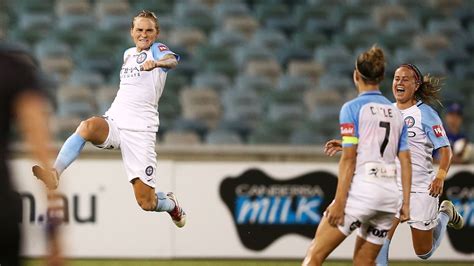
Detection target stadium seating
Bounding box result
[2,0,472,145]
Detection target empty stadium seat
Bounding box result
[96,86,118,114]
[56,85,96,119]
[427,18,463,38]
[413,33,450,56]
[245,58,282,85]
[213,2,250,23]
[234,74,274,95]
[291,32,329,51]
[287,60,323,85]
[372,4,409,28]
[180,86,221,128]
[205,129,243,145]
[222,15,259,40]
[55,0,91,17]
[192,72,231,93]
[168,27,207,53]
[174,3,215,34]
[317,74,353,93]
[251,29,287,52]
[209,30,247,49]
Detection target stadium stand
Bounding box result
[2,0,472,145]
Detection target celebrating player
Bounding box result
[375,64,463,264]
[324,64,464,264]
[302,46,412,266]
[32,10,186,228]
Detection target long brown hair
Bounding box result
[355,45,385,85]
[400,64,443,107]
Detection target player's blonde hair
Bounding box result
[131,10,159,32]
[399,64,443,107]
[355,45,385,85]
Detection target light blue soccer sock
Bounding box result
[375,238,391,266]
[53,133,86,175]
[418,212,449,260]
[155,191,176,212]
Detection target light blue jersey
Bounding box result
[396,101,450,192]
[340,91,409,213]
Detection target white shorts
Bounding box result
[95,117,157,188]
[396,192,439,231]
[337,206,395,245]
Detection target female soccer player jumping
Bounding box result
[32,10,185,228]
[302,46,412,266]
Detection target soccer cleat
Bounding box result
[32,165,59,190]
[439,200,464,230]
[166,192,186,228]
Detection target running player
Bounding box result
[302,46,412,266]
[32,10,186,228]
[324,64,464,264]
[375,64,463,264]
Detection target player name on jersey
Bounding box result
[369,105,394,118]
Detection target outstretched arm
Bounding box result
[141,54,178,71]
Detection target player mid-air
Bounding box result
[303,46,412,266]
[324,64,464,264]
[32,10,185,228]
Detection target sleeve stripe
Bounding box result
[342,136,359,145]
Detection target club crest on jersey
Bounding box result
[145,166,154,176]
[340,123,355,136]
[404,116,415,128]
[432,125,444,138]
[158,44,168,52]
[137,52,147,64]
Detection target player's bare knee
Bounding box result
[76,119,95,140]
[414,244,432,257]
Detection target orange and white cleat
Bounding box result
[166,192,186,228]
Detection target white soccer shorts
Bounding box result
[396,191,439,231]
[336,206,395,245]
[95,116,157,188]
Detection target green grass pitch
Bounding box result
[24,259,474,266]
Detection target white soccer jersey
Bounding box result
[396,101,450,192]
[105,42,179,132]
[340,91,409,213]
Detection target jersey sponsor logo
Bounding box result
[340,123,355,136]
[136,52,147,64]
[349,220,361,231]
[367,225,388,238]
[432,125,444,138]
[404,116,415,128]
[219,168,337,251]
[158,44,169,52]
[145,166,154,176]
